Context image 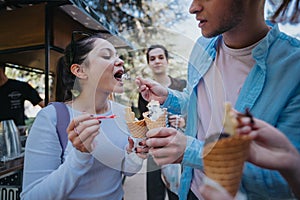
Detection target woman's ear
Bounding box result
[70,64,88,79]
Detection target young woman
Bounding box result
[21,32,147,200]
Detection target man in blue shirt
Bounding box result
[136,0,300,199]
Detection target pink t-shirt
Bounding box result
[191,38,259,199]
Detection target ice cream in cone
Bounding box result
[125,107,148,138]
[202,102,252,197]
[142,100,167,129]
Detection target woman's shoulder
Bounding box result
[32,104,57,126]
[110,100,127,108]
[27,104,59,145]
[110,101,128,118]
[39,103,57,116]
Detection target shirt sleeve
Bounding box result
[122,152,144,176]
[21,106,94,200]
[182,136,204,169]
[162,87,190,115]
[22,82,42,106]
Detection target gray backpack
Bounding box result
[49,102,69,163]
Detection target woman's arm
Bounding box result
[21,106,94,200]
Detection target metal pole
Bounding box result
[44,3,52,105]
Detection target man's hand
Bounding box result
[145,127,187,165]
[199,184,233,200]
[135,77,169,104]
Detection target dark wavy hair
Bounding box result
[55,33,102,102]
[146,44,169,64]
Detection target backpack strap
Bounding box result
[49,102,70,163]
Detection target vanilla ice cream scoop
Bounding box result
[147,100,165,121]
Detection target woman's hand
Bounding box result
[237,117,299,171]
[168,115,185,129]
[237,116,300,198]
[135,77,168,104]
[127,137,149,159]
[67,113,100,153]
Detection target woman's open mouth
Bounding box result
[114,70,124,81]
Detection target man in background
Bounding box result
[138,45,186,200]
[0,63,44,132]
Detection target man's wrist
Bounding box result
[279,154,300,198]
[159,88,169,105]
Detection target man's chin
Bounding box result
[201,31,216,38]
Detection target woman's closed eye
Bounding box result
[100,48,118,60]
[102,55,113,60]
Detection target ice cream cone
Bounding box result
[203,134,252,197]
[127,119,148,138]
[142,110,167,130]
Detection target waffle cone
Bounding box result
[127,119,148,138]
[142,111,167,130]
[203,134,252,197]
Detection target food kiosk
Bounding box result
[0,1,131,199]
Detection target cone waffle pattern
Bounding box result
[127,119,148,138]
[142,111,167,130]
[203,135,252,197]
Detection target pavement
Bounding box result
[123,159,169,200]
[123,159,147,200]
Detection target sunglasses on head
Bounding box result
[69,31,93,65]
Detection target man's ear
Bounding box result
[70,64,87,79]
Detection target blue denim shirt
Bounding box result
[163,24,300,200]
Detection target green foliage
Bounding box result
[5,64,54,99]
[83,0,192,107]
[84,0,189,34]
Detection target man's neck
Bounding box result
[0,74,8,87]
[222,6,269,49]
[223,24,269,49]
